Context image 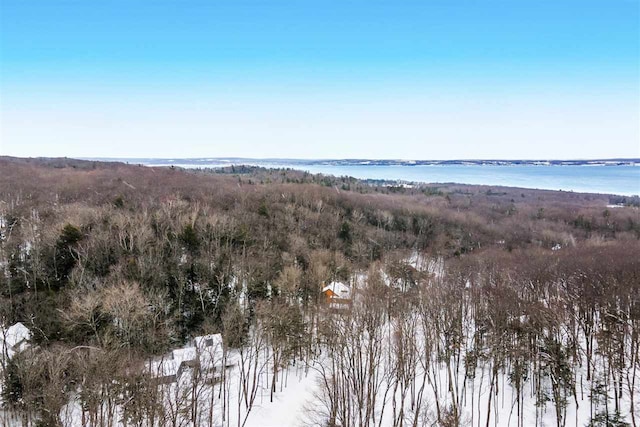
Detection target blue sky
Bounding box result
[1,0,638,159]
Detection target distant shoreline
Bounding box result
[82,157,640,168]
[71,157,640,197]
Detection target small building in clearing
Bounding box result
[147,333,224,385]
[322,281,352,309]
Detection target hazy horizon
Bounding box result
[79,156,639,161]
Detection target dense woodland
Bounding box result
[0,156,638,427]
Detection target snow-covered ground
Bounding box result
[3,333,637,426]
[38,315,637,427]
[1,257,637,426]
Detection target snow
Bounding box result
[322,281,351,299]
[241,364,320,427]
[147,354,181,379]
[1,267,637,426]
[0,322,31,359]
[192,333,224,374]
[3,315,636,427]
[406,252,445,278]
[147,333,224,381]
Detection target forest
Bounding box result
[0,156,638,427]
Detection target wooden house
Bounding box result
[322,281,352,309]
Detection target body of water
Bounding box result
[127,159,640,196]
[297,164,640,196]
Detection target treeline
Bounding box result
[0,157,638,426]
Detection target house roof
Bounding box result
[147,355,180,378]
[147,333,224,379]
[322,281,351,299]
[4,322,30,348]
[193,333,223,351]
[193,334,224,371]
[0,322,31,359]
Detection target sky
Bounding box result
[0,0,638,160]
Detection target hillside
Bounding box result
[0,157,638,426]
